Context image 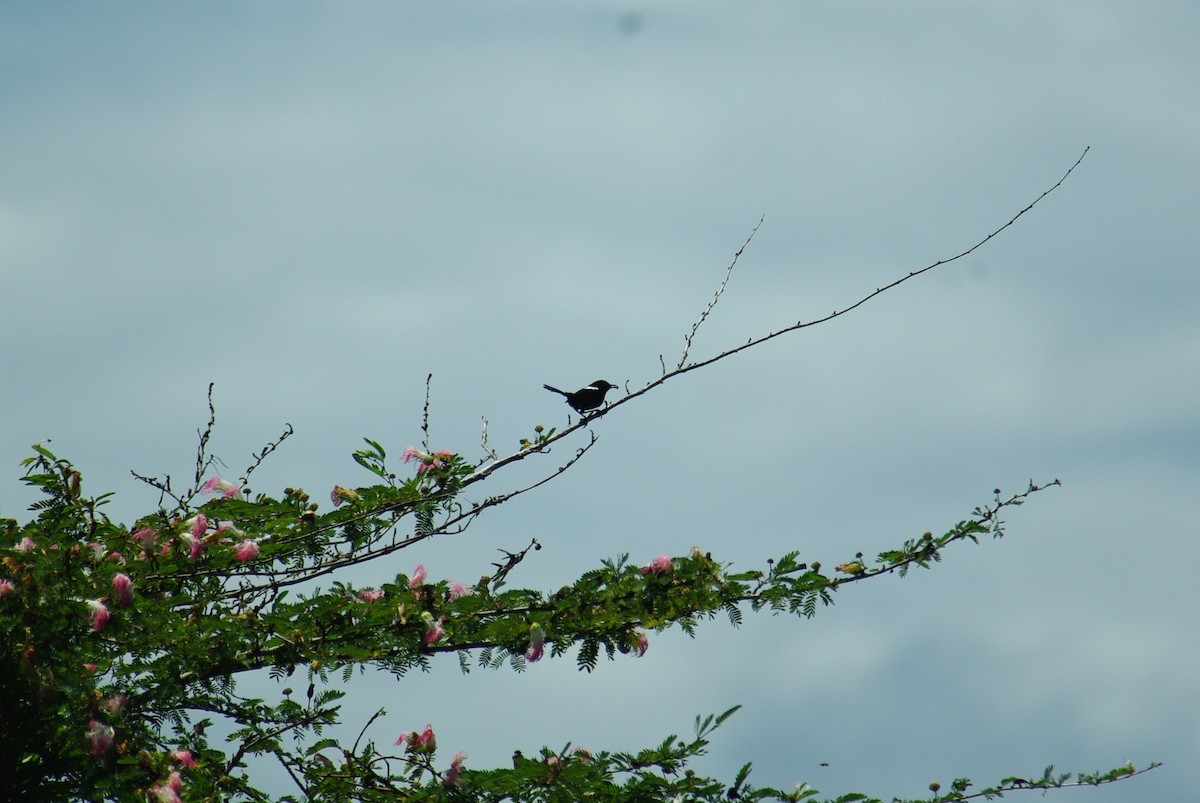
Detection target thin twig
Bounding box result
[421,373,433,451]
[241,423,295,488]
[677,215,764,369]
[352,708,387,755]
[480,416,498,461]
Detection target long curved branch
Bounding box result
[465,147,1090,484]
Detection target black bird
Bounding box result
[543,380,617,414]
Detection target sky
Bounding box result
[2,3,1197,800]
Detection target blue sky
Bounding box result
[2,3,1197,800]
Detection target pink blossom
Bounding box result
[215,521,244,538]
[111,573,133,607]
[525,624,545,663]
[330,485,359,506]
[13,536,35,553]
[184,514,208,538]
[402,446,454,473]
[201,475,241,499]
[183,535,204,560]
[149,770,184,802]
[447,581,469,601]
[170,749,198,769]
[232,540,259,562]
[357,589,383,603]
[396,724,437,753]
[150,784,181,803]
[401,446,429,465]
[87,541,106,561]
[86,719,114,756]
[422,616,445,646]
[633,631,649,658]
[445,750,467,785]
[409,564,427,587]
[642,554,674,575]
[88,600,110,632]
[104,695,128,717]
[131,528,157,551]
[0,579,14,597]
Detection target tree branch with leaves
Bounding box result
[0,147,1157,801]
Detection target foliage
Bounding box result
[0,440,1157,801]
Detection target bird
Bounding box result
[543,379,617,414]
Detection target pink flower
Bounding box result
[232,540,259,562]
[13,536,35,553]
[642,554,674,575]
[183,535,204,560]
[149,770,183,803]
[104,695,128,717]
[447,581,469,601]
[111,573,133,607]
[150,784,181,803]
[357,589,383,603]
[88,600,110,632]
[87,541,106,561]
[525,624,545,663]
[86,719,114,756]
[215,521,243,538]
[402,447,454,473]
[396,724,437,753]
[633,631,649,658]
[330,485,359,506]
[409,564,427,587]
[170,749,198,768]
[131,528,157,551]
[201,475,241,499]
[422,615,445,646]
[0,579,14,597]
[184,514,208,538]
[446,750,467,785]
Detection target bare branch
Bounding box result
[421,373,433,450]
[464,148,1091,486]
[193,382,218,491]
[240,423,295,488]
[585,146,1094,420]
[677,214,764,369]
[479,416,498,461]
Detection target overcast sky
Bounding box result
[2,3,1197,800]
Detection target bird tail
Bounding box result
[543,384,568,396]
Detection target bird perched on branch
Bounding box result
[543,380,617,414]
